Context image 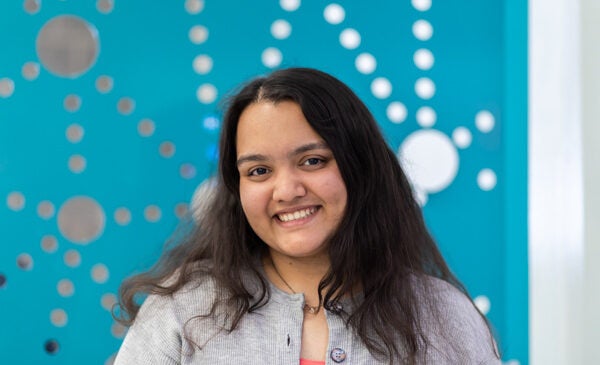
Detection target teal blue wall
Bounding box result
[0,1,527,364]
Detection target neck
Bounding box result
[264,250,330,306]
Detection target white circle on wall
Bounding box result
[36,15,100,78]
[415,77,435,99]
[262,47,283,68]
[387,102,407,124]
[324,3,345,24]
[92,263,110,284]
[22,62,40,81]
[477,168,497,191]
[0,78,15,98]
[271,19,292,40]
[50,308,68,327]
[474,295,491,315]
[412,0,432,11]
[280,0,301,11]
[414,48,434,70]
[37,200,55,219]
[339,28,361,49]
[475,110,495,133]
[189,25,208,44]
[452,127,472,149]
[57,196,106,244]
[355,53,376,74]
[371,77,392,99]
[416,106,436,128]
[7,191,26,211]
[193,54,213,74]
[399,129,459,193]
[196,83,218,104]
[185,0,204,14]
[66,123,84,143]
[413,19,433,41]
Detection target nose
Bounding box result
[272,168,306,202]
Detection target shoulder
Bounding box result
[413,276,501,364]
[114,273,219,364]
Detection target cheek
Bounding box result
[239,183,268,220]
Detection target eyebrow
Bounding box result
[236,141,330,167]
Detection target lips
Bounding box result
[276,207,317,222]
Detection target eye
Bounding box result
[302,157,326,167]
[248,167,270,176]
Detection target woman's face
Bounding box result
[236,100,347,261]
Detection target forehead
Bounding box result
[235,101,324,154]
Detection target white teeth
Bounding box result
[278,207,316,222]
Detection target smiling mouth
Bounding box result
[276,207,317,222]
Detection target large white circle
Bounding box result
[324,3,345,24]
[271,19,292,40]
[371,77,392,99]
[399,129,459,193]
[414,48,434,70]
[415,77,435,99]
[413,19,433,41]
[355,53,376,74]
[262,47,282,68]
[57,196,106,244]
[339,28,361,49]
[475,110,495,133]
[387,102,407,124]
[416,106,436,127]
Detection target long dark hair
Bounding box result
[116,67,486,363]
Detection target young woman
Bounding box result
[114,68,500,364]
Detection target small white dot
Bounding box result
[64,249,81,268]
[271,19,292,40]
[66,123,84,143]
[64,94,81,112]
[415,77,435,99]
[196,83,218,104]
[203,116,220,131]
[101,293,117,311]
[324,3,345,24]
[24,0,41,14]
[117,97,135,115]
[280,0,301,11]
[96,75,113,93]
[387,102,407,124]
[37,200,55,220]
[414,48,434,70]
[474,295,491,315]
[371,77,392,99]
[475,110,495,133]
[416,106,436,127]
[180,163,197,179]
[22,62,40,80]
[41,235,58,253]
[92,263,110,284]
[262,47,283,68]
[0,78,15,98]
[159,141,176,158]
[413,19,433,41]
[339,28,361,49]
[57,278,75,297]
[144,205,162,222]
[193,54,213,74]
[7,191,26,211]
[97,0,114,14]
[189,25,209,44]
[50,308,68,327]
[138,119,155,137]
[355,53,376,74]
[477,169,497,191]
[412,0,432,11]
[68,155,86,174]
[185,0,204,14]
[452,127,472,149]
[114,207,131,226]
